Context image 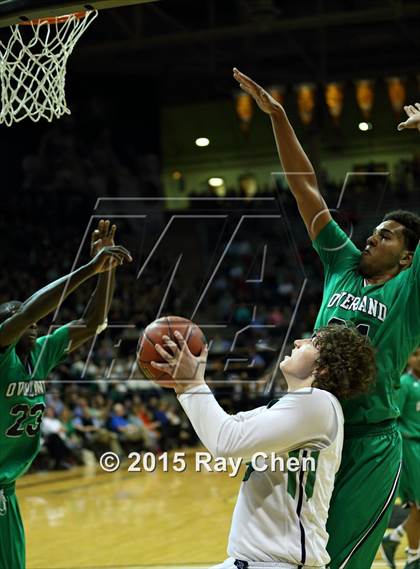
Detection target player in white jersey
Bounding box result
[151,324,376,569]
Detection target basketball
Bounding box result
[137,316,206,388]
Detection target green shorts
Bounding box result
[399,437,420,509]
[326,421,402,569]
[0,484,25,569]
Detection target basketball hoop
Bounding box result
[0,10,98,126]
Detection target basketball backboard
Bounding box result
[0,0,157,28]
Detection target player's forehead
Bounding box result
[373,220,404,236]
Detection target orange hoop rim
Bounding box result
[18,11,89,26]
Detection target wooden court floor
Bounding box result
[16,450,406,569]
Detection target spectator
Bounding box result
[108,403,152,451]
[41,408,77,470]
[72,405,124,459]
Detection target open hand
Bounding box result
[151,331,208,394]
[90,245,132,274]
[91,219,116,257]
[397,104,420,132]
[233,67,282,115]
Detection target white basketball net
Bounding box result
[0,10,98,126]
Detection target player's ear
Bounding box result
[399,249,413,269]
[317,366,329,377]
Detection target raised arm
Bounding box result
[67,220,122,352]
[0,242,131,349]
[233,68,331,239]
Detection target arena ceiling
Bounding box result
[10,0,420,103]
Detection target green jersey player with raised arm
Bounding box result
[0,220,132,569]
[233,68,420,569]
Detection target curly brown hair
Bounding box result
[312,324,376,400]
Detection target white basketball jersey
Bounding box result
[178,385,344,567]
[227,391,344,566]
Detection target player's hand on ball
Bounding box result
[91,219,116,257]
[90,245,132,274]
[233,67,282,115]
[397,103,420,132]
[151,331,208,394]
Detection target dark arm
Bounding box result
[269,107,331,238]
[0,264,96,349]
[67,268,116,352]
[233,68,331,239]
[0,246,130,349]
[66,220,127,352]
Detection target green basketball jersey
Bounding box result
[398,372,420,439]
[313,220,420,426]
[0,325,69,486]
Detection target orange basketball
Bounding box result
[137,316,206,388]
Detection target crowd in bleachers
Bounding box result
[1,141,418,471]
[38,388,196,470]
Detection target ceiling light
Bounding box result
[195,137,210,147]
[358,122,372,131]
[208,177,224,187]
